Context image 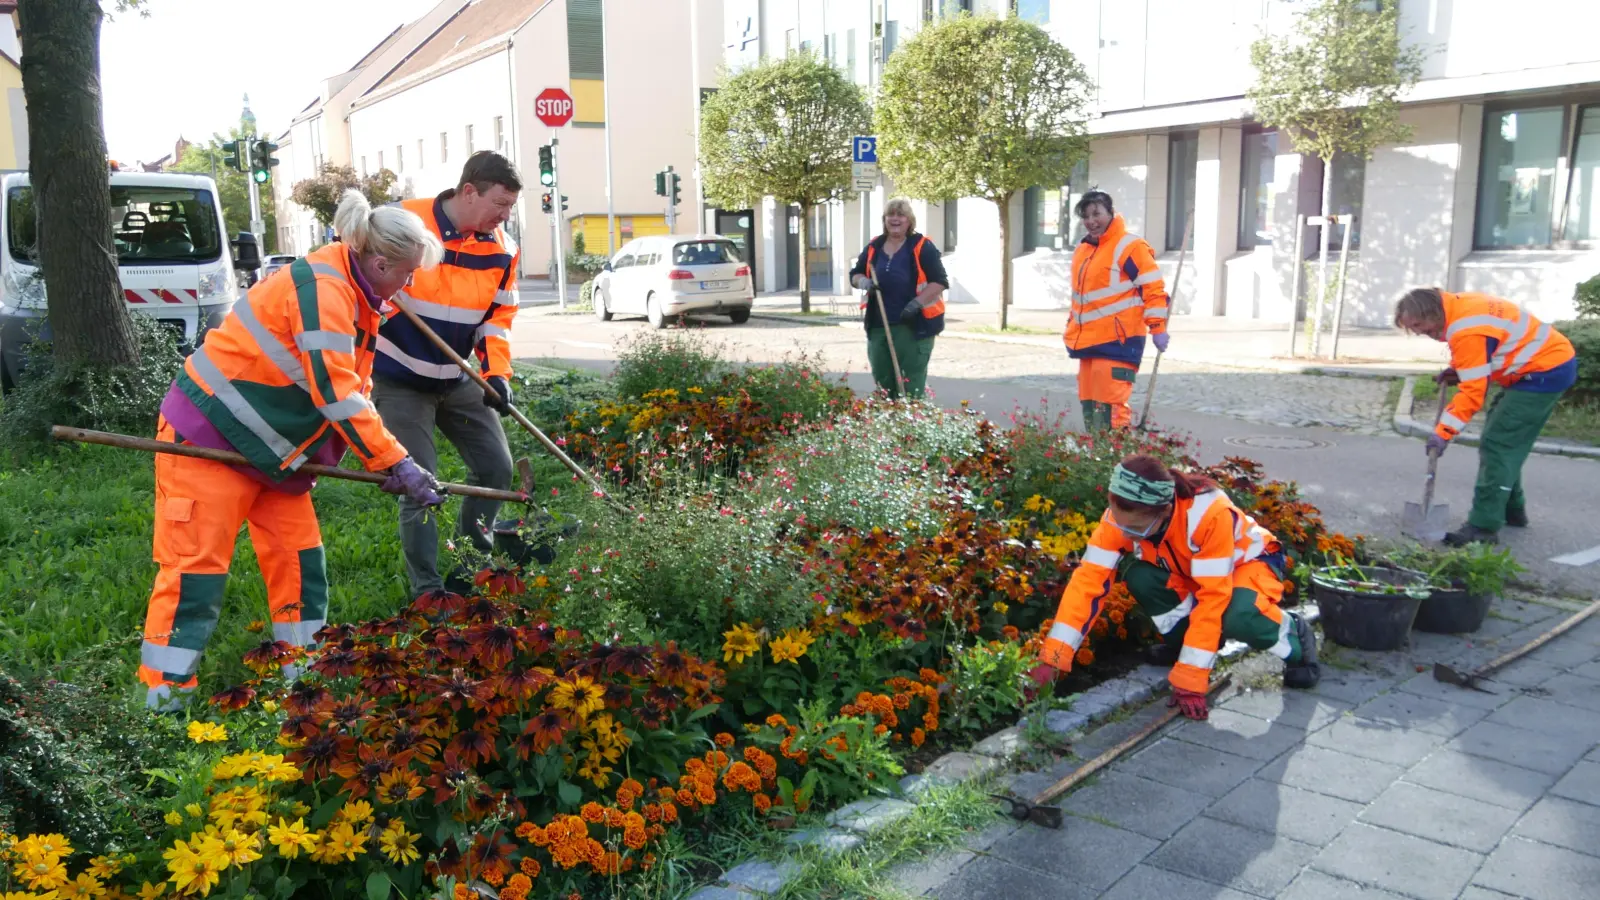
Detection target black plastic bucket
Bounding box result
[1414,581,1494,634]
[1311,567,1426,651]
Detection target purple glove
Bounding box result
[1151,332,1170,353]
[1425,434,1449,457]
[382,457,444,507]
[1168,687,1209,720]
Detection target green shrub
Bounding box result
[1557,318,1600,403]
[1382,542,1525,595]
[1574,273,1600,319]
[576,278,596,310]
[719,349,851,427]
[946,640,1034,735]
[612,330,727,398]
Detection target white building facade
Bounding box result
[714,0,1600,326]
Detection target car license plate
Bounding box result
[700,280,731,291]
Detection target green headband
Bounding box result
[1108,464,1175,506]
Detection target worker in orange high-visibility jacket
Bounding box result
[1064,191,1169,430]
[138,190,446,711]
[1395,288,1577,547]
[1032,455,1320,720]
[373,151,524,598]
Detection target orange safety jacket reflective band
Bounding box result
[1064,214,1168,351]
[861,236,946,319]
[175,244,407,479]
[376,196,522,387]
[1436,291,1576,440]
[1039,489,1279,694]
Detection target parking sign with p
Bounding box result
[852,136,877,163]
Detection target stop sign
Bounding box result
[534,87,574,127]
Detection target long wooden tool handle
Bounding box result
[52,426,530,503]
[1474,600,1600,678]
[1420,388,1450,510]
[1028,674,1231,807]
[866,262,906,397]
[388,298,620,508]
[1137,211,1192,431]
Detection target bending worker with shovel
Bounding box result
[137,191,446,710]
[1032,455,1320,720]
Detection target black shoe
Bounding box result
[1443,523,1499,547]
[1282,613,1321,689]
[1143,643,1180,666]
[1504,508,1529,528]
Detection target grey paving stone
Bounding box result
[1395,670,1514,711]
[1205,777,1364,846]
[1060,771,1212,841]
[1486,695,1600,743]
[1525,635,1600,668]
[986,816,1159,892]
[1100,864,1259,900]
[999,770,1059,802]
[1279,869,1412,900]
[1570,658,1600,680]
[922,752,1000,785]
[1073,705,1181,759]
[931,855,1095,900]
[1550,759,1600,806]
[1446,719,1597,775]
[1457,888,1525,900]
[1219,687,1350,730]
[1306,670,1402,706]
[1306,715,1448,767]
[1258,743,1406,804]
[1119,736,1262,797]
[826,797,915,833]
[1490,658,1567,688]
[1403,749,1559,811]
[1358,781,1521,853]
[689,888,752,900]
[970,726,1028,760]
[900,774,936,798]
[1472,835,1600,900]
[1171,709,1308,761]
[720,860,799,895]
[959,819,1021,853]
[1512,795,1600,858]
[1533,672,1600,714]
[1067,687,1129,721]
[1351,690,1491,737]
[1145,816,1319,897]
[1311,822,1482,899]
[1122,663,1172,687]
[782,828,860,855]
[885,848,973,897]
[1043,709,1090,737]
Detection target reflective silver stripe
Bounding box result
[1077,296,1144,324]
[1178,646,1217,669]
[1505,324,1551,376]
[1268,614,1294,659]
[494,289,518,306]
[1047,621,1085,649]
[309,263,344,280]
[145,682,195,711]
[396,291,485,325]
[190,347,306,467]
[376,336,467,380]
[1133,270,1163,286]
[1109,234,1138,282]
[475,323,510,342]
[295,330,355,354]
[1145,307,1170,319]
[1455,364,1493,381]
[1489,314,1532,371]
[1238,524,1269,564]
[1150,594,1195,634]
[141,640,201,675]
[232,296,309,390]
[273,619,326,647]
[1185,490,1226,551]
[1080,281,1132,303]
[1083,544,1121,569]
[318,394,370,422]
[1440,411,1467,431]
[1445,314,1509,341]
[1190,556,1233,578]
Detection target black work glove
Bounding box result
[483,376,513,416]
[898,299,924,325]
[1435,368,1460,386]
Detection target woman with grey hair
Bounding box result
[848,197,949,399]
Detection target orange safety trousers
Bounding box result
[1078,357,1138,429]
[138,418,327,706]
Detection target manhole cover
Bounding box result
[1222,435,1333,450]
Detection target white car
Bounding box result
[593,234,753,328]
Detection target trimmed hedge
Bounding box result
[1557,317,1600,403]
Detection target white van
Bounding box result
[0,171,246,390]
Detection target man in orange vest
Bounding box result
[1064,191,1169,430]
[372,151,523,597]
[1394,288,1577,546]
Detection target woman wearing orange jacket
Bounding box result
[1064,191,1169,430]
[138,190,445,710]
[1033,455,1320,720]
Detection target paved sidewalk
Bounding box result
[893,593,1600,900]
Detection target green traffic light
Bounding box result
[252,170,269,184]
[540,171,555,187]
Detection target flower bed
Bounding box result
[0,336,1358,900]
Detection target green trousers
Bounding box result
[1468,387,1564,531]
[866,325,935,399]
[1120,558,1307,664]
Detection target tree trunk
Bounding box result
[18,0,139,368]
[796,202,811,314]
[1311,155,1334,357]
[995,193,1013,331]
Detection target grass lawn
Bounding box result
[964,323,1058,336]
[1408,375,1597,446]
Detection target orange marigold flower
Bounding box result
[873,723,888,736]
[713,732,735,748]
[623,826,648,850]
[660,801,678,823]
[753,793,772,813]
[892,693,911,710]
[483,868,506,887]
[1076,647,1095,666]
[764,714,788,728]
[644,802,661,822]
[911,728,926,747]
[604,808,626,828]
[695,783,716,805]
[1002,625,1021,641]
[677,788,697,808]
[918,668,944,685]
[520,857,542,878]
[580,802,605,823]
[515,822,543,842]
[454,886,473,900]
[722,761,761,792]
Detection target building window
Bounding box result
[1327,152,1365,250]
[1238,129,1278,249]
[1063,157,1089,245]
[884,21,899,58]
[417,139,425,169]
[1013,0,1049,23]
[1565,106,1600,241]
[360,155,368,176]
[396,145,404,173]
[1475,103,1600,248]
[1023,185,1062,251]
[1167,131,1199,251]
[944,199,959,252]
[377,150,384,172]
[807,204,830,249]
[785,29,795,54]
[466,124,475,155]
[846,29,856,78]
[493,116,504,153]
[440,133,448,165]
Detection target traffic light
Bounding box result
[251,139,278,185]
[541,192,553,214]
[222,140,245,171]
[654,170,667,197]
[669,172,681,208]
[560,195,569,212]
[538,145,554,186]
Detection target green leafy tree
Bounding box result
[289,163,398,228]
[876,14,1091,330]
[1248,0,1425,346]
[169,125,278,254]
[699,52,871,313]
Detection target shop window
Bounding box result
[1238,129,1278,249]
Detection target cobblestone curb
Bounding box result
[1391,376,1600,460]
[686,605,1322,899]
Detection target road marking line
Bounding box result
[1550,545,1600,567]
[558,339,612,350]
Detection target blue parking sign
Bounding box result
[852,136,877,164]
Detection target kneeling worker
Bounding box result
[1034,455,1320,720]
[1394,288,1577,547]
[138,190,446,710]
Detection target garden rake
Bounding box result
[1401,388,1451,542]
[866,262,907,400]
[1434,599,1600,693]
[1137,209,1192,431]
